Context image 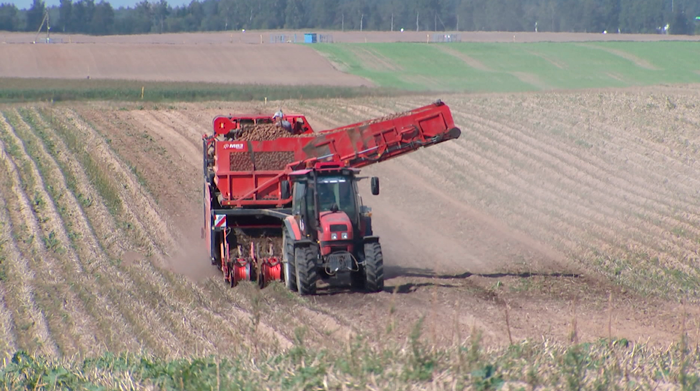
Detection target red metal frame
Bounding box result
[206,101,460,208]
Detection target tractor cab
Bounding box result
[289,162,377,240]
[287,161,381,290]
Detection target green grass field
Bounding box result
[313,41,700,92]
[0,78,401,103]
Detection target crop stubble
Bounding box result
[2,86,699,358]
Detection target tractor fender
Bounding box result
[362,236,380,244]
[284,216,303,241]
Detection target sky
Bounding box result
[10,0,192,10]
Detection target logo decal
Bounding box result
[223,143,245,150]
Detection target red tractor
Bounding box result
[203,100,461,294]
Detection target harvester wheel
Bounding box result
[295,246,317,295]
[363,242,384,292]
[283,231,297,292]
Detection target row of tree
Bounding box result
[1,0,698,36]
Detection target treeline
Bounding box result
[1,0,698,36]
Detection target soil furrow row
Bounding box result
[435,127,700,263]
[52,109,236,355]
[502,98,700,203]
[57,108,290,354]
[62,108,179,256]
[0,124,60,358]
[473,95,700,203]
[461,103,700,254]
[155,111,208,147]
[455,111,700,237]
[1,111,100,356]
[24,108,155,353]
[419,140,697,282]
[125,111,201,169]
[0,204,19,355]
[0,284,16,355]
[37,108,207,356]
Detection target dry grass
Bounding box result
[1,86,699,387]
[1,327,699,390]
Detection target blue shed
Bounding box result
[304,33,317,43]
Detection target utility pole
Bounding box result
[342,13,344,31]
[456,15,459,31]
[360,14,364,31]
[391,13,394,31]
[434,12,437,31]
[416,11,419,32]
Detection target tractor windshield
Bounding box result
[316,176,356,217]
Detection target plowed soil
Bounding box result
[2,31,698,85]
[0,43,373,86]
[2,86,700,359]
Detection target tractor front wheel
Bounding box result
[363,242,384,292]
[295,246,318,295]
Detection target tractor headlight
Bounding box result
[341,232,348,240]
[331,233,338,240]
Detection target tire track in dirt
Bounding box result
[345,153,689,347]
[0,125,59,358]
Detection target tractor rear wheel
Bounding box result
[363,242,384,292]
[283,231,297,292]
[295,246,317,295]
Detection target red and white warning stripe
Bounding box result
[215,215,226,228]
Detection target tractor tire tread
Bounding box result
[364,242,384,292]
[295,246,317,295]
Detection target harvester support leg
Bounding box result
[283,231,297,292]
[295,246,317,295]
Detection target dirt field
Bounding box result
[1,86,699,359]
[0,43,373,85]
[4,30,700,45]
[2,30,698,85]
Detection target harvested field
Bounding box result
[3,31,700,45]
[0,43,372,86]
[1,86,700,389]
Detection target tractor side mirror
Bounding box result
[370,177,380,195]
[281,180,290,200]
